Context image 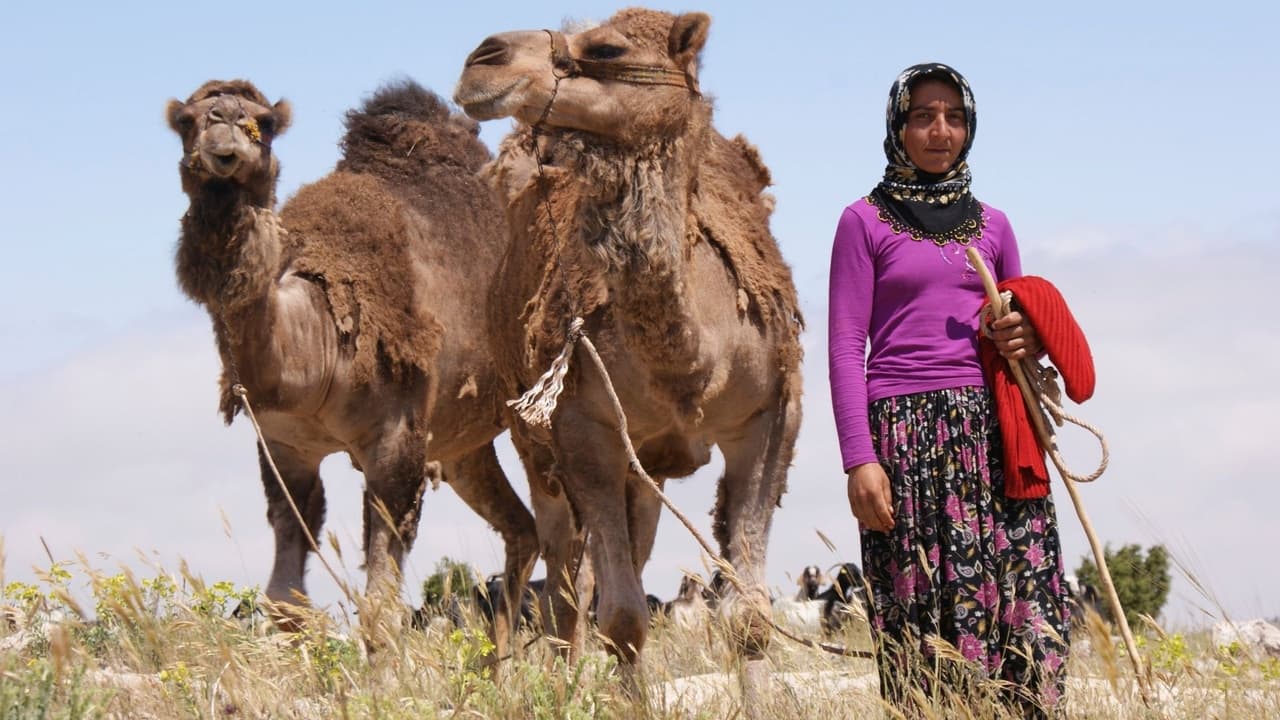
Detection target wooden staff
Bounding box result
[965,247,1151,704]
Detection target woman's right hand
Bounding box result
[847,462,895,532]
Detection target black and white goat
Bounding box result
[816,562,869,635]
[412,573,544,632]
[772,565,830,632]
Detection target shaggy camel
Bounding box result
[167,79,537,647]
[455,8,803,679]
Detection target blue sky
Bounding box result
[2,1,1277,627]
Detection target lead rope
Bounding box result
[965,247,1151,706]
[506,32,579,426]
[229,382,353,608]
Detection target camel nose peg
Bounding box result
[466,36,510,67]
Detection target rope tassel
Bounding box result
[508,317,585,428]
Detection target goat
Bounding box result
[794,564,828,601]
[660,574,714,628]
[816,562,869,635]
[412,573,545,632]
[1064,574,1104,628]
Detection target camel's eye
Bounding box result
[256,116,275,136]
[584,44,626,60]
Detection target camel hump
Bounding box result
[727,134,772,192]
[338,80,492,179]
[282,173,406,250]
[692,132,802,347]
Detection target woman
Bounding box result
[828,63,1069,716]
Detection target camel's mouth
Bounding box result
[455,77,528,121]
[198,146,243,178]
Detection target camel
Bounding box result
[166,79,538,650]
[455,7,803,685]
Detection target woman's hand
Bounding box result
[847,462,894,532]
[991,310,1042,360]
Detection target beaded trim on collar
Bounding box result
[866,193,986,247]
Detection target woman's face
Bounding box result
[902,79,967,175]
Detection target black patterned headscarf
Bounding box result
[869,63,985,246]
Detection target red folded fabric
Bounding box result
[978,276,1095,499]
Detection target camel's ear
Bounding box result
[166,99,193,136]
[270,99,292,137]
[668,12,710,75]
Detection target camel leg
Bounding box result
[444,441,539,661]
[625,472,665,578]
[573,540,597,643]
[258,439,326,613]
[358,425,429,605]
[714,384,799,709]
[552,409,648,665]
[631,435,707,579]
[516,433,587,656]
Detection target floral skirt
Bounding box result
[861,387,1069,716]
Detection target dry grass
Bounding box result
[2,559,1277,720]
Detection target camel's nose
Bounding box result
[208,97,245,125]
[465,36,510,67]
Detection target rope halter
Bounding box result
[544,29,700,94]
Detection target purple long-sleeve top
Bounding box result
[828,198,1023,471]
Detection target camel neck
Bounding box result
[494,125,708,388]
[175,183,283,315]
[571,135,696,277]
[176,191,287,423]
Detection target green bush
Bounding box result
[1076,543,1170,629]
[421,556,479,610]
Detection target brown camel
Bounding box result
[166,79,538,649]
[455,7,803,682]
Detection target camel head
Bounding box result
[455,8,709,144]
[167,79,291,197]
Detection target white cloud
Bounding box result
[1031,225,1122,261]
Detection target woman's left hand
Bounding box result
[991,310,1042,360]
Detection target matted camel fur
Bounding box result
[488,126,802,415]
[284,173,443,389]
